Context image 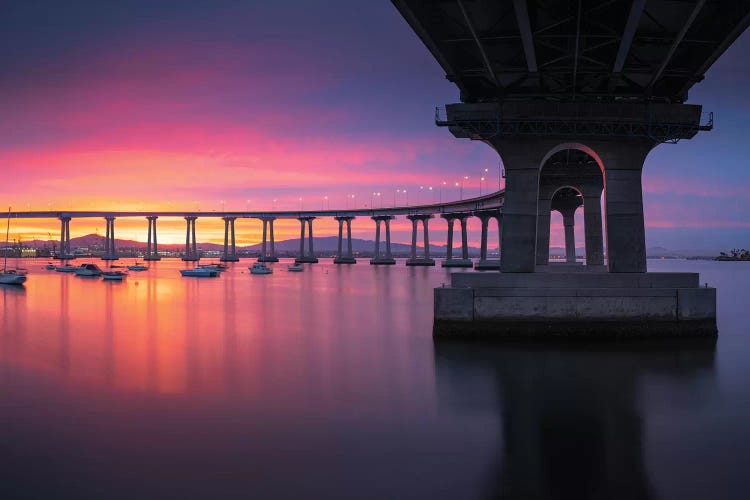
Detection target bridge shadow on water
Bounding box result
[432,338,717,500]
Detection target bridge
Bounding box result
[390,0,750,337]
[1,191,505,268]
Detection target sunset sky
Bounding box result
[1,0,749,250]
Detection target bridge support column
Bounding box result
[370,215,395,265]
[441,214,473,267]
[102,217,118,260]
[295,216,318,263]
[406,214,435,266]
[475,212,502,270]
[57,216,74,260]
[144,216,160,261]
[258,217,278,262]
[563,211,576,263]
[583,193,604,266]
[182,216,199,261]
[220,217,239,262]
[334,216,356,264]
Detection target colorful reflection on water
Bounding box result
[0,259,748,499]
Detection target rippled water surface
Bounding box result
[1,258,748,499]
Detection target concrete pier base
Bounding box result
[474,259,501,270]
[143,255,161,261]
[334,257,357,264]
[257,256,279,263]
[219,256,240,262]
[442,259,474,268]
[407,258,436,266]
[434,272,717,338]
[295,256,319,264]
[54,254,77,260]
[101,256,119,261]
[370,257,396,265]
[181,256,200,262]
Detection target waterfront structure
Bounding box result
[390,0,750,337]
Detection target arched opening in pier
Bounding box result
[537,147,605,267]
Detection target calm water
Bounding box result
[0,258,748,499]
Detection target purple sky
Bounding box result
[1,0,748,250]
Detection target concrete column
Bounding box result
[103,217,117,260]
[191,218,197,258]
[65,219,70,256]
[346,219,353,257]
[223,218,229,258]
[261,219,268,258]
[220,217,238,262]
[231,218,236,257]
[535,198,552,266]
[296,217,318,263]
[298,219,305,258]
[385,219,392,258]
[460,217,468,260]
[605,169,646,272]
[501,166,540,272]
[407,215,435,266]
[374,219,381,257]
[563,211,576,263]
[147,218,152,257]
[446,218,455,260]
[258,217,278,262]
[334,216,356,264]
[410,218,418,260]
[307,218,314,257]
[269,219,275,256]
[183,217,199,261]
[337,218,344,258]
[583,194,604,266]
[370,216,395,265]
[145,216,160,260]
[480,217,489,260]
[423,218,431,259]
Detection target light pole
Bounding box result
[480,177,485,195]
[404,190,407,205]
[394,189,400,207]
[418,186,424,205]
[220,200,225,213]
[456,181,462,200]
[440,181,446,203]
[272,199,277,211]
[299,197,303,210]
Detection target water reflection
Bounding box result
[433,339,717,500]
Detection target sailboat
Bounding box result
[1,207,27,285]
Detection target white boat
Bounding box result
[55,264,77,273]
[287,263,304,272]
[0,270,26,285]
[180,267,220,277]
[74,263,103,276]
[102,271,126,281]
[1,207,27,285]
[250,262,273,275]
[127,262,148,271]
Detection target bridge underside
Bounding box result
[390,0,738,337]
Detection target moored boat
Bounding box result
[250,262,273,275]
[180,267,220,277]
[55,264,77,273]
[44,263,56,270]
[0,270,26,285]
[128,261,148,271]
[287,263,304,272]
[74,263,103,276]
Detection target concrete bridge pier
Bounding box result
[102,216,118,260]
[441,214,473,268]
[475,212,502,270]
[406,214,435,266]
[57,216,75,260]
[144,216,160,261]
[182,216,199,261]
[370,215,396,265]
[258,217,278,262]
[220,217,239,262]
[295,216,318,263]
[334,216,356,264]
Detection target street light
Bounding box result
[480,177,485,195]
[428,186,433,204]
[394,189,400,207]
[440,181,446,203]
[456,181,461,200]
[299,197,303,210]
[418,186,424,205]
